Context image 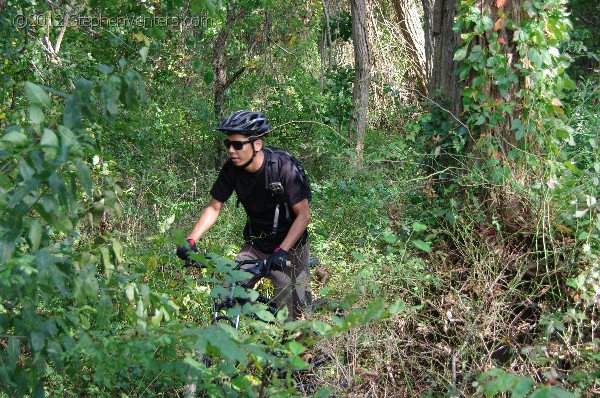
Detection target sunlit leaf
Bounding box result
[25,82,51,108]
[100,246,114,276]
[2,131,28,146]
[110,238,123,264]
[494,18,506,31]
[574,209,588,218]
[352,252,365,261]
[40,129,59,160]
[29,105,45,124]
[383,234,397,243]
[412,222,428,232]
[454,46,468,61]
[28,219,42,251]
[412,239,431,253]
[286,341,306,356]
[139,46,149,63]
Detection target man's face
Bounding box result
[225,133,259,166]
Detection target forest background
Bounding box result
[0,0,598,396]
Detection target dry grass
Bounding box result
[297,183,598,397]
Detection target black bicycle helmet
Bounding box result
[215,110,270,136]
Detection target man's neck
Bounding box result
[244,150,264,173]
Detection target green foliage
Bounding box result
[476,369,576,398]
[0,75,410,398]
[324,11,353,42]
[321,65,355,135]
[454,0,575,149]
[564,0,600,78]
[1,0,598,396]
[0,56,149,394]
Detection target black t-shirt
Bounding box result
[210,152,310,253]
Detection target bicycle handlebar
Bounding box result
[184,255,273,277]
[184,254,319,276]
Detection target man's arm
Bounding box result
[187,197,224,242]
[278,198,310,252]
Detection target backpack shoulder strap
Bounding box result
[263,147,291,234]
[263,146,277,189]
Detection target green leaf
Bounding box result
[255,309,275,322]
[312,388,334,398]
[28,220,42,251]
[383,234,397,243]
[311,320,333,335]
[102,75,121,117]
[511,118,525,141]
[2,131,28,146]
[388,299,406,314]
[412,240,431,253]
[352,251,365,261]
[100,246,114,276]
[40,129,59,159]
[25,82,51,108]
[29,105,45,124]
[412,222,428,232]
[46,340,64,371]
[49,172,69,209]
[287,355,308,370]
[276,306,289,323]
[98,64,114,74]
[530,387,576,398]
[454,46,468,61]
[30,331,45,351]
[110,238,123,264]
[529,47,542,67]
[286,341,306,356]
[57,125,76,148]
[8,337,20,370]
[9,178,40,207]
[63,79,93,130]
[204,326,248,365]
[19,159,35,181]
[554,128,572,141]
[0,238,15,266]
[75,159,93,197]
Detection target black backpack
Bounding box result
[263,146,312,234]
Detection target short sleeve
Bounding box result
[210,161,235,203]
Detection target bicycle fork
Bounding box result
[212,283,240,329]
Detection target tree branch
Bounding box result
[223,66,247,91]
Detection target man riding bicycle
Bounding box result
[177,110,312,320]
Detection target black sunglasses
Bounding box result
[223,139,254,150]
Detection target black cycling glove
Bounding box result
[267,247,288,271]
[176,238,197,261]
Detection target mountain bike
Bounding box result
[182,252,319,329]
[179,252,324,397]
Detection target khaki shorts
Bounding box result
[235,241,311,320]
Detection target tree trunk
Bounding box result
[349,0,371,162]
[320,0,333,89]
[212,7,248,168]
[421,0,464,117]
[213,9,244,121]
[392,0,427,96]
